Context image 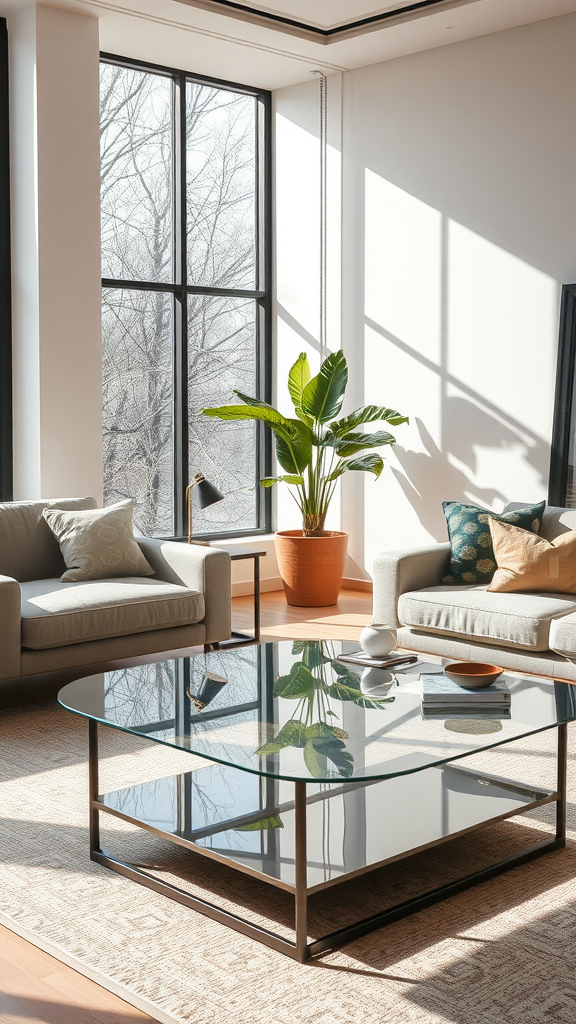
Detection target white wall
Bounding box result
[9,3,102,502]
[8,6,576,592]
[275,11,576,578]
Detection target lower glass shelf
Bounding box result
[99,761,554,893]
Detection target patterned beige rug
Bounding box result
[1,699,576,1024]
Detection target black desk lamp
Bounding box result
[187,472,224,543]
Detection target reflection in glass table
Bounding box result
[58,640,576,962]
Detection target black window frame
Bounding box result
[0,18,12,502]
[549,283,576,507]
[100,52,272,541]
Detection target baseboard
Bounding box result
[231,577,284,597]
[342,577,373,593]
[231,577,373,597]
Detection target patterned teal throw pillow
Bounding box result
[442,500,546,585]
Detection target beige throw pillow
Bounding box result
[487,518,576,594]
[43,500,154,582]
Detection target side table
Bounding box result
[213,546,266,647]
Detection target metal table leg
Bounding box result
[556,721,568,845]
[294,781,308,962]
[88,720,100,856]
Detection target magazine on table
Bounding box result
[420,672,511,705]
[421,706,512,721]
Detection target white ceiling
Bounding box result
[1,0,576,90]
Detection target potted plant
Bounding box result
[202,349,407,606]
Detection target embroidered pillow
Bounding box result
[442,500,545,586]
[43,500,154,582]
[487,518,576,593]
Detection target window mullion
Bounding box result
[172,72,188,538]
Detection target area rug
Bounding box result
[2,699,576,1024]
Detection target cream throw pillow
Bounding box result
[43,500,154,582]
[487,518,576,594]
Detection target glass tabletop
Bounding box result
[58,640,576,784]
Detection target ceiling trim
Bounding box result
[84,0,348,70]
[176,0,482,43]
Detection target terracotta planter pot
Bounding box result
[274,530,348,607]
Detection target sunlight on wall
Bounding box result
[448,221,556,434]
[363,168,557,569]
[365,171,442,363]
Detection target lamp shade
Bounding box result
[195,474,224,510]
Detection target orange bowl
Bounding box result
[444,661,503,689]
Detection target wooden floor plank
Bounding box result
[0,930,154,1023]
[232,588,372,641]
[0,989,48,1024]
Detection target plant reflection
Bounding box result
[256,640,395,779]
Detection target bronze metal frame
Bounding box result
[87,719,568,963]
[211,548,264,648]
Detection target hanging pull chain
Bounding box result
[311,71,327,365]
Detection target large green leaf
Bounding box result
[326,453,384,482]
[300,350,348,424]
[332,662,362,684]
[330,405,409,436]
[304,737,354,778]
[275,419,313,474]
[201,403,289,428]
[303,739,328,778]
[234,391,280,411]
[291,640,329,670]
[260,475,304,488]
[273,663,316,699]
[291,640,315,654]
[333,430,397,457]
[235,815,284,831]
[287,353,311,412]
[305,721,348,740]
[256,718,307,755]
[327,676,395,709]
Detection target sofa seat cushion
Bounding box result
[398,586,576,652]
[549,612,576,657]
[20,577,205,650]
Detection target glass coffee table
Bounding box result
[58,640,575,963]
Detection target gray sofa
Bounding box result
[0,498,231,680]
[373,504,576,681]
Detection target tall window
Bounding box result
[100,56,271,538]
[0,19,12,501]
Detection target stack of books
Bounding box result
[421,672,511,718]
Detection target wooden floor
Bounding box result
[0,588,372,1023]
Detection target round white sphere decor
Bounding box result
[359,623,397,657]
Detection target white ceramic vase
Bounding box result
[359,623,397,658]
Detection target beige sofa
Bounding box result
[373,504,576,681]
[0,498,231,681]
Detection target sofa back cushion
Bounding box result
[539,506,576,542]
[0,498,98,582]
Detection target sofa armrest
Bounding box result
[372,543,451,629]
[137,539,231,644]
[0,575,21,680]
